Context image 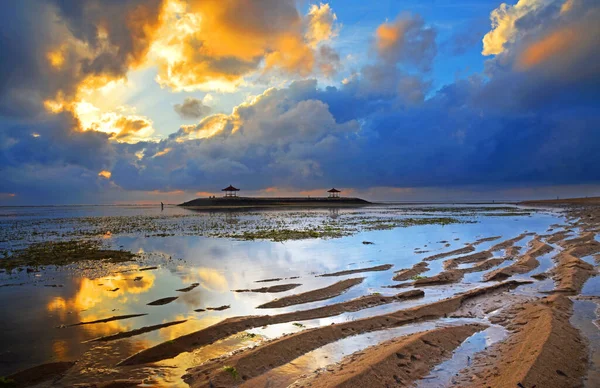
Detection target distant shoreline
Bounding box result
[178,196,371,208]
[519,196,600,206]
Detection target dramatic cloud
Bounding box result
[304,3,339,46]
[374,13,437,71]
[0,0,166,117]
[1,1,599,204]
[149,0,341,92]
[482,0,546,55]
[174,97,212,119]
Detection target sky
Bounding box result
[0,0,599,205]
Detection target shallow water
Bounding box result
[417,323,507,387]
[0,204,563,382]
[572,300,600,387]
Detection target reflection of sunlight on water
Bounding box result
[418,324,507,387]
[0,206,567,383]
[46,271,157,341]
[156,332,266,387]
[157,315,222,341]
[52,339,69,359]
[46,272,156,314]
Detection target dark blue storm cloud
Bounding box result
[0,0,599,204]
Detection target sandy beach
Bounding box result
[0,201,598,387]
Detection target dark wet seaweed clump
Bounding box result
[0,240,136,270]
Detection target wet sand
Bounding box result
[393,261,429,281]
[484,238,553,281]
[454,295,587,387]
[4,361,76,387]
[85,320,188,343]
[118,289,424,366]
[257,278,364,308]
[68,313,148,326]
[233,283,302,293]
[317,264,393,277]
[2,201,599,387]
[183,281,528,387]
[147,296,178,306]
[289,324,486,387]
[176,283,200,292]
[423,245,475,261]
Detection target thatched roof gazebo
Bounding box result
[327,188,341,198]
[222,185,240,197]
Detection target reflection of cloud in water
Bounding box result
[177,289,203,308]
[184,267,229,292]
[46,272,156,337]
[158,315,222,341]
[52,339,69,359]
[47,273,155,311]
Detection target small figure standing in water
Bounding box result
[161,202,164,211]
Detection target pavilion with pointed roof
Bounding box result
[222,185,240,197]
[327,188,341,198]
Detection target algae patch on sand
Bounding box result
[0,240,136,270]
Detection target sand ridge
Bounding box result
[484,237,553,281]
[257,277,365,308]
[288,324,487,388]
[453,295,588,387]
[117,289,424,366]
[182,281,528,387]
[393,261,429,281]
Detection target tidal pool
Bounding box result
[0,204,564,384]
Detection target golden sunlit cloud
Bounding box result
[149,0,339,92]
[46,45,66,69]
[376,22,402,53]
[178,114,233,141]
[149,190,185,195]
[560,0,575,14]
[516,27,576,70]
[98,170,112,179]
[74,100,156,143]
[153,148,172,157]
[482,0,545,56]
[305,3,338,47]
[195,191,215,197]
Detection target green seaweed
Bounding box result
[0,377,16,388]
[0,240,136,270]
[223,365,239,380]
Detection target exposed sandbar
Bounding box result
[393,261,428,281]
[147,296,178,306]
[4,361,75,387]
[454,295,587,387]
[484,239,553,281]
[473,235,502,245]
[117,289,423,366]
[423,245,475,261]
[318,264,393,277]
[176,283,199,292]
[85,319,188,342]
[288,324,486,388]
[69,313,147,326]
[549,251,595,294]
[257,278,364,309]
[182,281,528,387]
[233,283,301,293]
[443,250,493,270]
